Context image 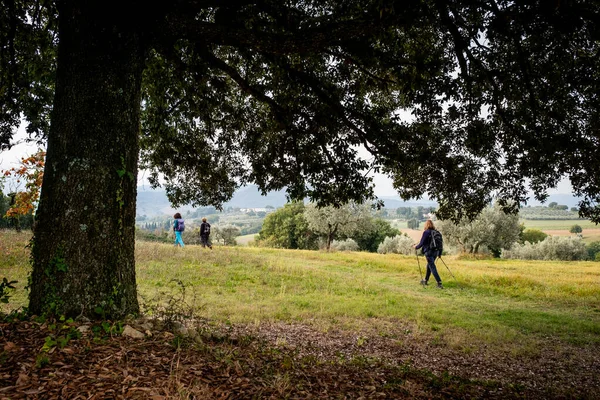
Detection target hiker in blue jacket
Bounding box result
[173,212,185,248]
[413,220,443,288]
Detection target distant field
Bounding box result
[520,219,598,230]
[400,228,423,242]
[236,233,257,246]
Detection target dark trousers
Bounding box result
[200,234,211,248]
[424,250,442,283]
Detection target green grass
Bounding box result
[2,230,600,355]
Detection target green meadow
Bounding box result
[2,230,599,355]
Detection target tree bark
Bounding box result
[29,1,145,318]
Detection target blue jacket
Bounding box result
[415,229,433,253]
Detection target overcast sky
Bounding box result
[1,123,572,198]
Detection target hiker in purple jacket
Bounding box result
[173,212,185,247]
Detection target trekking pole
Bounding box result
[415,249,425,287]
[438,256,461,288]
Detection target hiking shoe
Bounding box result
[437,283,444,289]
[420,280,428,286]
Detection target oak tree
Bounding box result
[1,0,599,317]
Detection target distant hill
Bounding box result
[135,185,440,217]
[377,196,438,209]
[136,185,289,217]
[135,185,583,217]
[222,185,289,208]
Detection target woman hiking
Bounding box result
[413,220,443,289]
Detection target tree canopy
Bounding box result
[2,1,599,220]
[1,0,599,317]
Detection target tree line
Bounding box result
[255,201,600,261]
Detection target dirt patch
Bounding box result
[543,228,600,237]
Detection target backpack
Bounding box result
[429,229,443,252]
[176,219,185,232]
[203,222,210,235]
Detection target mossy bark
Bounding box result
[29,1,145,318]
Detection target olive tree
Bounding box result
[304,203,373,251]
[438,204,521,256]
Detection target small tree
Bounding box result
[215,225,241,246]
[569,224,583,234]
[256,202,318,250]
[2,150,45,231]
[548,202,558,208]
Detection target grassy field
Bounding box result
[2,229,599,355]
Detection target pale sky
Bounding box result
[1,123,572,198]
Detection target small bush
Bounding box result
[377,235,414,255]
[586,241,600,261]
[331,239,359,252]
[502,236,587,261]
[569,224,583,234]
[135,228,171,243]
[520,229,548,244]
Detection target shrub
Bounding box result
[377,235,414,255]
[520,228,548,244]
[331,239,359,252]
[135,228,171,243]
[586,241,600,261]
[569,224,583,234]
[502,236,587,261]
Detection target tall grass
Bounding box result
[2,230,599,354]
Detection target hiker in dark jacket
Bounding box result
[200,217,212,249]
[413,220,443,288]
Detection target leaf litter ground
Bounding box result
[1,318,598,399]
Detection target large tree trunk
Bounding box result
[29,2,145,318]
